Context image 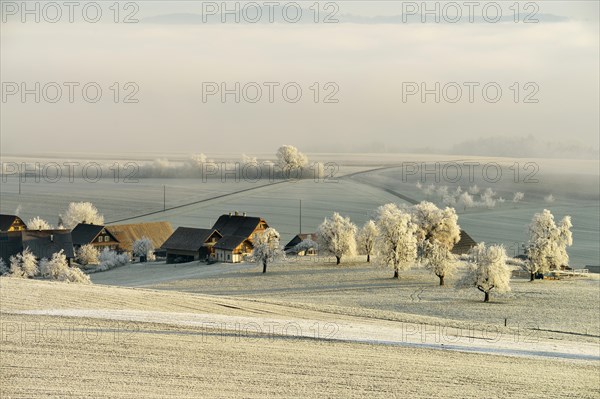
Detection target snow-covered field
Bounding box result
[92,259,600,339]
[1,278,599,398]
[1,153,598,397]
[2,153,597,266]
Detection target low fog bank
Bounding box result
[449,135,599,160]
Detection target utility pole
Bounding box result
[299,199,302,234]
[163,185,166,211]
[18,173,22,195]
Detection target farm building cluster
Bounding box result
[0,212,478,266]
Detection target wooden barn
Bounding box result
[210,213,268,263]
[161,227,222,263]
[451,230,478,255]
[0,214,27,232]
[0,229,75,264]
[214,235,253,263]
[71,223,119,251]
[105,222,173,253]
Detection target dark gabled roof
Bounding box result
[211,215,266,239]
[22,230,75,259]
[71,223,118,245]
[214,235,250,251]
[0,214,25,232]
[0,229,75,261]
[452,230,477,255]
[284,233,318,250]
[161,227,222,251]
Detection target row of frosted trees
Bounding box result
[252,202,573,302]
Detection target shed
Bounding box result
[161,227,222,263]
[451,230,478,255]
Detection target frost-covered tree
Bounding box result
[458,243,511,302]
[436,186,449,200]
[457,192,474,211]
[479,188,497,209]
[241,154,258,164]
[0,258,9,275]
[524,209,573,281]
[292,239,318,255]
[317,213,357,265]
[40,250,66,279]
[27,216,52,230]
[411,202,460,284]
[98,248,129,271]
[276,145,308,174]
[411,202,461,252]
[40,250,91,283]
[358,220,379,263]
[9,248,38,278]
[188,153,207,167]
[133,236,155,261]
[423,184,436,197]
[513,192,525,203]
[76,244,99,266]
[544,194,555,203]
[422,240,458,286]
[62,202,104,229]
[442,194,456,207]
[468,185,480,195]
[252,228,285,273]
[375,204,418,279]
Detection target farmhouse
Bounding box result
[161,227,222,263]
[0,214,27,232]
[71,223,119,251]
[0,229,75,263]
[210,212,269,263]
[214,235,253,263]
[284,233,318,255]
[451,230,478,255]
[105,222,173,253]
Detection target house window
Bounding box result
[227,254,230,260]
[98,237,103,243]
[104,236,109,242]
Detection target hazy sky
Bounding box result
[1,1,598,156]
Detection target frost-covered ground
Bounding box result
[1,278,599,398]
[94,259,600,339]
